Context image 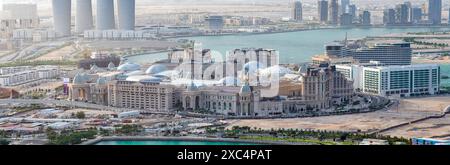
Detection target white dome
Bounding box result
[145,64,167,75]
[125,75,162,83]
[260,65,293,77]
[73,73,88,84]
[243,61,265,74]
[117,62,141,72]
[218,76,241,86]
[125,70,145,76]
[239,83,252,94]
[96,77,107,85]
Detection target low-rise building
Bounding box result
[0,66,60,86]
[336,64,440,97]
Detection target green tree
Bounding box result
[0,139,10,145]
[75,111,86,119]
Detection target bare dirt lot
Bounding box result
[226,96,450,138]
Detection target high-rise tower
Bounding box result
[76,0,94,33]
[96,0,115,30]
[117,0,136,30]
[428,0,442,25]
[52,0,72,36]
[329,0,339,25]
[292,1,303,22]
[318,0,329,23]
[341,0,350,14]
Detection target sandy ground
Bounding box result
[32,45,78,61]
[381,116,450,139]
[413,57,450,64]
[12,81,63,93]
[226,96,450,136]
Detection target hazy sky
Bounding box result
[0,0,448,14]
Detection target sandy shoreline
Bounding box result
[413,60,450,64]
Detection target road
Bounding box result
[0,99,172,115]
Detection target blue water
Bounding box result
[126,27,450,87]
[95,140,258,145]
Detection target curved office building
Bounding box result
[52,0,72,36]
[117,0,135,30]
[76,0,94,33]
[96,0,115,30]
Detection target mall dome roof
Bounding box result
[126,75,162,83]
[218,76,241,86]
[145,64,168,75]
[239,83,252,94]
[117,62,141,72]
[260,65,293,77]
[125,70,145,76]
[96,77,107,85]
[243,61,265,74]
[73,73,88,84]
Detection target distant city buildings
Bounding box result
[51,0,71,36]
[341,0,350,14]
[12,29,56,42]
[348,5,357,21]
[384,0,442,26]
[428,0,442,25]
[205,16,224,32]
[51,0,136,37]
[76,0,94,33]
[411,7,423,24]
[292,1,303,22]
[396,3,410,25]
[96,0,116,30]
[340,13,353,26]
[361,11,371,25]
[0,66,60,87]
[318,0,329,23]
[0,3,39,38]
[324,42,412,66]
[117,0,136,30]
[329,0,339,25]
[384,9,397,25]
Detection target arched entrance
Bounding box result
[195,96,200,110]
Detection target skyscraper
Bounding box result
[96,0,115,30]
[52,0,71,36]
[383,9,396,26]
[348,4,357,20]
[340,13,352,26]
[428,0,442,25]
[329,0,339,25]
[292,1,303,22]
[117,0,136,30]
[318,0,329,23]
[411,7,423,24]
[396,3,410,25]
[341,0,350,14]
[76,0,94,33]
[361,11,371,25]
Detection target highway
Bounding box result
[0,99,171,115]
